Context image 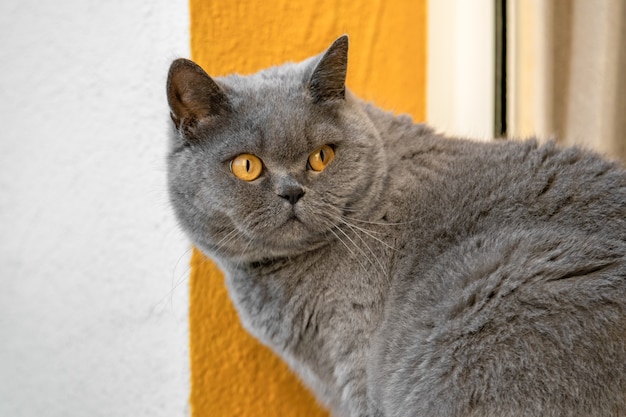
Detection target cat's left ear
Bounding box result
[308,35,349,103]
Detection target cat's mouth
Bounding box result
[277,212,307,234]
[234,202,336,257]
[286,211,302,223]
[258,208,320,248]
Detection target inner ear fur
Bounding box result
[166,58,230,137]
[308,35,349,103]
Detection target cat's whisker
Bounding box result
[311,202,393,279]
[319,198,413,227]
[332,221,379,270]
[345,223,390,281]
[171,246,193,288]
[229,210,262,267]
[326,226,370,273]
[150,248,194,315]
[211,211,260,257]
[316,195,410,228]
[337,216,387,235]
[212,227,243,255]
[337,216,398,251]
[315,199,397,250]
[346,217,414,227]
[302,205,371,273]
[236,234,257,269]
[312,201,396,270]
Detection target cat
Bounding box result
[166,35,626,417]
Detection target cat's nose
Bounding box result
[278,185,305,205]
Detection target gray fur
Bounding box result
[166,36,626,416]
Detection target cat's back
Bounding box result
[368,115,626,416]
[380,121,625,243]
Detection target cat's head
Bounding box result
[166,35,387,262]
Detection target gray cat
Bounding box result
[166,35,626,416]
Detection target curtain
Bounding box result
[508,0,626,161]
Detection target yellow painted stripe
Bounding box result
[189,1,427,416]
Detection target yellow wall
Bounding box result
[189,1,427,415]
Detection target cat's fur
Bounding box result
[166,36,626,416]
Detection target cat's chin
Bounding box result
[260,220,325,252]
[219,238,329,264]
[240,218,331,261]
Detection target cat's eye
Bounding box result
[230,153,263,181]
[308,145,335,172]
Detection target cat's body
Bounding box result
[166,36,626,416]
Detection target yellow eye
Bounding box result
[308,145,335,172]
[230,153,263,181]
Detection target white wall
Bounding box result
[0,1,191,416]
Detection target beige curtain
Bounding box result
[508,0,626,161]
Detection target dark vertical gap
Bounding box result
[494,0,507,139]
[550,1,573,144]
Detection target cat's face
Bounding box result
[166,36,387,261]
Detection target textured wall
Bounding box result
[0,1,190,416]
[187,1,427,416]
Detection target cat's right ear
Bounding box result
[166,59,230,139]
